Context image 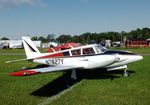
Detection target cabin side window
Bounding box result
[63,51,70,56]
[83,47,95,55]
[71,49,81,56]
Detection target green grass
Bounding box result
[49,56,150,105]
[0,48,23,53]
[1,47,150,54]
[0,48,47,53]
[0,55,63,105]
[0,49,150,105]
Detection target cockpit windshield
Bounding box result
[95,45,107,54]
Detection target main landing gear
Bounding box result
[63,69,78,88]
[71,69,77,80]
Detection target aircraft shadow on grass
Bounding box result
[30,67,135,97]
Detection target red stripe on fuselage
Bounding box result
[37,53,64,59]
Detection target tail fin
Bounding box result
[22,36,41,59]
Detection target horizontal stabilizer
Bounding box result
[5,58,27,63]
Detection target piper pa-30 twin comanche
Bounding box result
[8,36,143,80]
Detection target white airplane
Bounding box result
[8,36,143,80]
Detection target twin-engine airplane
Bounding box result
[8,36,143,80]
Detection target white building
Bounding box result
[9,40,22,48]
[42,42,58,48]
[0,40,41,48]
[49,42,58,47]
[33,41,41,48]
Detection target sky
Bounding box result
[0,0,150,39]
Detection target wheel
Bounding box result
[122,70,129,77]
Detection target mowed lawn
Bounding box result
[0,48,150,105]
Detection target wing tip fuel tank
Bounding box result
[9,70,38,76]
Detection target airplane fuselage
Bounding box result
[33,50,143,70]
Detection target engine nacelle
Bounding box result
[107,65,127,71]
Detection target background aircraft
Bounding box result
[8,37,143,80]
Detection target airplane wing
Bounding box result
[9,65,82,76]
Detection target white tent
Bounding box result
[33,41,41,48]
[9,40,22,48]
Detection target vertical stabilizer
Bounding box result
[22,36,41,59]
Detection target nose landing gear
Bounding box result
[123,68,129,77]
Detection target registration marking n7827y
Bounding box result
[46,59,63,66]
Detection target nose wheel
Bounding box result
[123,68,129,77]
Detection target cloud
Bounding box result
[0,0,46,8]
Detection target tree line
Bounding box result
[1,28,150,44]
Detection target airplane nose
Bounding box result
[138,55,143,60]
[135,55,143,61]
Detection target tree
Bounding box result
[72,35,81,43]
[80,32,92,44]
[141,28,150,39]
[31,36,38,40]
[27,27,150,44]
[38,36,48,43]
[47,34,56,42]
[1,37,9,40]
[56,35,72,43]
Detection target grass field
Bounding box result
[0,48,150,105]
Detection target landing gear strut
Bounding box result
[71,69,77,80]
[64,70,77,88]
[123,68,129,77]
